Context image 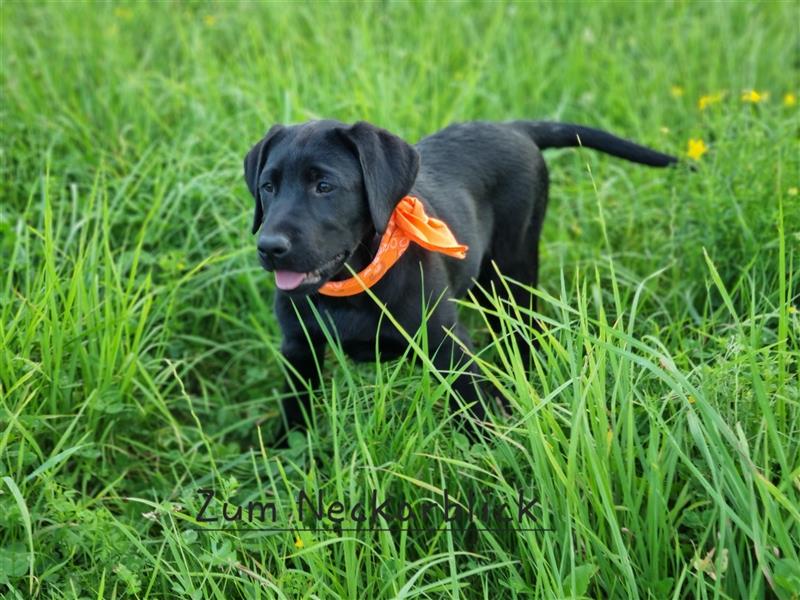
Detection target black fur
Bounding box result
[243,119,677,442]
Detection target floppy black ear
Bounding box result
[243,124,285,234]
[343,121,420,234]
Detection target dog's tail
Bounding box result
[512,120,678,167]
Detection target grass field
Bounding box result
[2,1,799,598]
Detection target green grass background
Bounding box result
[2,1,799,598]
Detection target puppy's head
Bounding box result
[243,120,419,294]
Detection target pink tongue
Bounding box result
[274,270,307,290]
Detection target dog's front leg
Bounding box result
[428,316,488,434]
[279,336,326,434]
[274,295,326,441]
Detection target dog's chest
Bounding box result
[320,302,409,363]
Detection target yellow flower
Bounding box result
[686,139,708,161]
[114,7,133,20]
[788,305,797,315]
[294,536,304,549]
[784,93,797,107]
[688,395,696,404]
[789,187,798,196]
[741,89,768,103]
[204,15,217,27]
[670,85,685,98]
[698,92,725,110]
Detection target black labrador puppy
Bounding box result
[243,120,677,439]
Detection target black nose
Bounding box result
[257,234,291,260]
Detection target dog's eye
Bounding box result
[262,182,274,194]
[316,181,333,194]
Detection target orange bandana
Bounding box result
[319,195,468,297]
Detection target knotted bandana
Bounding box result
[319,195,468,297]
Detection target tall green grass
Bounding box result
[1,1,798,598]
